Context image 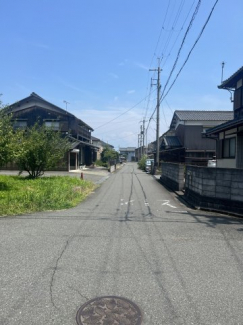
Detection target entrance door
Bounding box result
[70,152,77,170]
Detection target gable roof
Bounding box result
[218,66,243,89]
[170,110,233,129]
[91,136,114,148]
[8,92,93,131]
[9,92,69,115]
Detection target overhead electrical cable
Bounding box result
[162,0,197,68]
[147,0,219,139]
[143,0,171,119]
[160,0,201,101]
[95,89,156,131]
[149,0,171,69]
[160,0,220,103]
[160,0,186,61]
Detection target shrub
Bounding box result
[95,160,108,168]
[138,155,147,170]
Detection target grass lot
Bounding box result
[0,175,96,216]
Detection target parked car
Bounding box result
[145,159,154,172]
[207,159,216,167]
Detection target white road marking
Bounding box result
[125,200,134,205]
[161,200,177,208]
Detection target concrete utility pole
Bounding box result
[140,125,143,158]
[139,119,147,156]
[138,133,142,160]
[150,59,162,167]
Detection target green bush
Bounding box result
[138,155,147,170]
[95,160,108,168]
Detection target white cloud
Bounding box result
[109,73,119,79]
[134,62,149,71]
[118,59,128,66]
[73,106,143,149]
[127,90,135,95]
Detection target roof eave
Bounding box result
[218,66,243,89]
[206,118,243,135]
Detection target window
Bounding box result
[44,121,59,130]
[13,120,27,129]
[223,137,236,158]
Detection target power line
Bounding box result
[147,0,219,140]
[161,0,197,68]
[160,0,186,61]
[160,0,220,103]
[149,0,171,69]
[160,0,201,101]
[147,1,200,126]
[144,1,196,127]
[94,90,155,131]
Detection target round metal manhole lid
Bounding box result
[76,296,142,325]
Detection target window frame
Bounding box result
[44,120,60,131]
[223,137,236,159]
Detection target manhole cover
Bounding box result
[76,296,142,325]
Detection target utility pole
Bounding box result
[138,133,142,160]
[140,124,143,158]
[150,58,162,168]
[139,118,147,156]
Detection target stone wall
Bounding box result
[160,163,184,191]
[185,165,243,215]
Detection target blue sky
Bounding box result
[1,0,243,150]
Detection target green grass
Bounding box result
[0,175,96,216]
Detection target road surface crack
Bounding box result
[50,239,70,309]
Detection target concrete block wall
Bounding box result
[185,166,243,215]
[160,163,184,191]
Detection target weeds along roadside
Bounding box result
[0,175,96,216]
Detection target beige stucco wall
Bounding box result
[217,159,236,168]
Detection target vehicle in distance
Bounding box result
[145,159,154,172]
[207,159,216,167]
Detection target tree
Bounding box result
[16,123,71,178]
[101,147,119,165]
[0,100,18,167]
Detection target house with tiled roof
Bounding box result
[92,136,114,161]
[159,110,233,165]
[206,66,243,168]
[3,92,98,171]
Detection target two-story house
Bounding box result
[91,136,114,161]
[4,92,98,171]
[206,67,243,168]
[159,110,233,166]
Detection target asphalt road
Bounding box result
[1,162,243,325]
